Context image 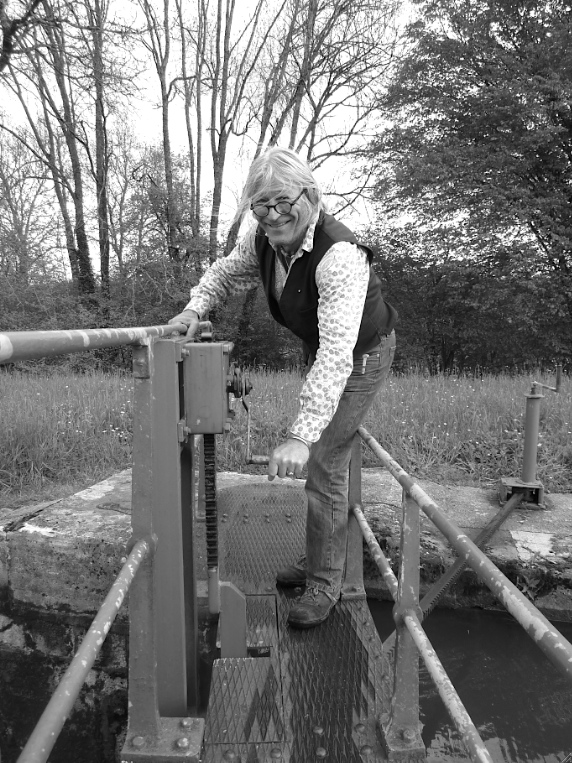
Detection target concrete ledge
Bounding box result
[1,468,571,626]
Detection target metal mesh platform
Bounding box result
[218,483,306,594]
[204,481,390,762]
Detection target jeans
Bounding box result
[305,331,396,599]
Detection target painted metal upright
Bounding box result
[122,336,204,762]
[381,491,426,761]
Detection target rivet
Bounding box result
[354,723,365,733]
[316,747,327,758]
[131,736,145,748]
[360,744,373,756]
[176,737,189,749]
[270,749,282,759]
[180,718,192,728]
[313,725,324,735]
[223,751,237,761]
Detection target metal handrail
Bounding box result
[358,425,572,682]
[353,504,493,762]
[17,539,150,763]
[0,323,187,364]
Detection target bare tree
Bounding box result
[0,129,61,283]
[0,0,43,72]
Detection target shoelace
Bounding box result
[301,586,321,603]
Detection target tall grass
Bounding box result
[0,370,133,505]
[1,367,570,507]
[225,368,572,491]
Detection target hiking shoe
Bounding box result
[287,587,338,629]
[276,562,307,588]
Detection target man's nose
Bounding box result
[266,206,282,221]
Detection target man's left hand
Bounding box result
[268,438,310,481]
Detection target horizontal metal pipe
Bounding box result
[358,426,572,684]
[0,324,187,364]
[17,539,150,763]
[248,454,270,465]
[403,610,493,763]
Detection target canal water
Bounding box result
[370,601,572,762]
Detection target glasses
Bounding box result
[250,189,306,218]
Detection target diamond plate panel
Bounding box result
[218,484,306,594]
[205,657,286,746]
[278,594,388,762]
[247,595,279,653]
[201,741,291,763]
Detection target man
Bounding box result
[170,147,397,628]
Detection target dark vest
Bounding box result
[255,212,397,355]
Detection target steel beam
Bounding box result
[152,338,199,715]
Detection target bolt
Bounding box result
[270,749,282,759]
[354,723,365,734]
[222,751,237,761]
[313,725,324,736]
[359,745,373,757]
[179,718,192,729]
[131,736,145,749]
[315,747,327,758]
[401,728,416,743]
[175,737,189,749]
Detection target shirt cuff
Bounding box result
[287,432,312,448]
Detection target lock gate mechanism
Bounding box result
[499,366,562,508]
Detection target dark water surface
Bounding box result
[370,601,572,762]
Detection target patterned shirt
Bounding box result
[184,213,370,444]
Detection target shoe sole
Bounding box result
[287,608,333,629]
[276,577,306,588]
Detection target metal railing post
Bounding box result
[124,341,162,743]
[381,491,426,761]
[343,434,366,598]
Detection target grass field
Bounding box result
[1,367,570,508]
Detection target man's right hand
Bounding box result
[168,309,200,337]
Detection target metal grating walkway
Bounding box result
[202,482,390,762]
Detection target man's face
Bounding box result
[252,189,307,253]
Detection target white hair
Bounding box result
[234,147,324,228]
